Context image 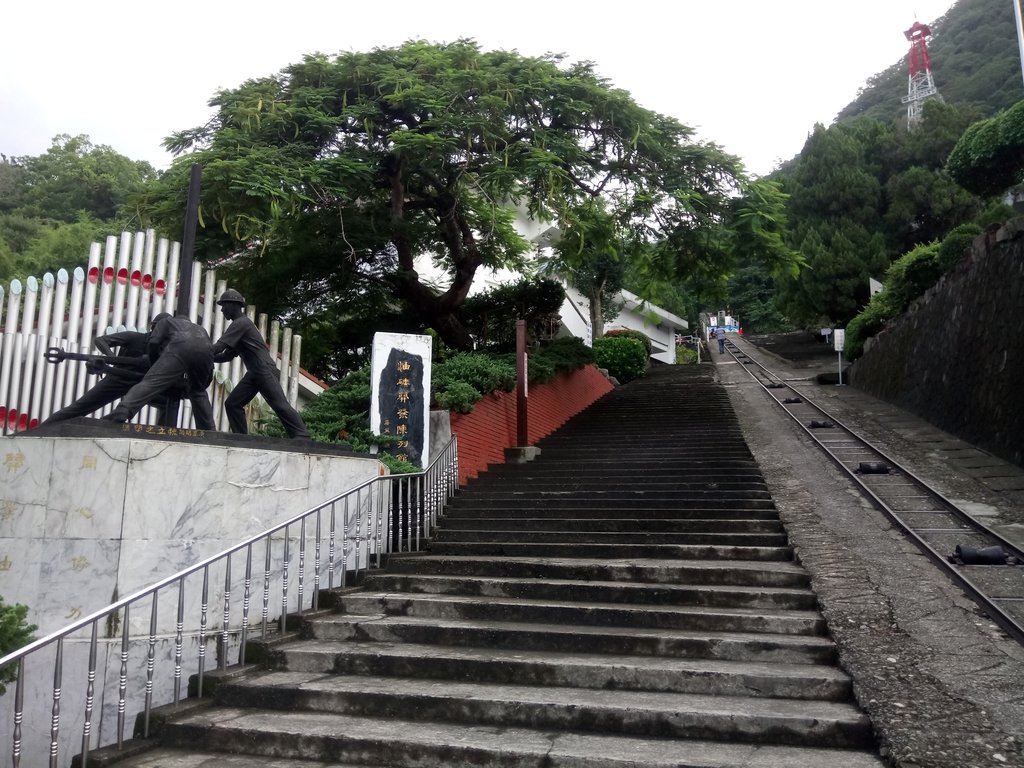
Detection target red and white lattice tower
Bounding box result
[901,21,942,128]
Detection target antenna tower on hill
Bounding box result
[902,20,942,128]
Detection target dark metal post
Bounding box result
[516,319,528,446]
[175,164,202,317]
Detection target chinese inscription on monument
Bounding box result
[370,333,432,467]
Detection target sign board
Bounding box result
[370,332,433,467]
[833,329,845,352]
[820,327,832,337]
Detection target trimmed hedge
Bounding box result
[593,336,647,383]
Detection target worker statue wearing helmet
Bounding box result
[212,289,310,439]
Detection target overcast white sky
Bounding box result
[1,0,959,177]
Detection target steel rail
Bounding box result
[724,338,1024,645]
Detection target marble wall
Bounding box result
[0,435,384,635]
[0,434,385,767]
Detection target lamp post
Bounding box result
[1014,0,1024,89]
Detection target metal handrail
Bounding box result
[0,435,458,768]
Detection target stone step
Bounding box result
[465,467,765,479]
[445,496,777,510]
[360,573,817,610]
[215,672,872,746]
[425,541,793,560]
[450,489,773,501]
[384,555,812,588]
[459,480,770,492]
[151,710,886,767]
[440,506,780,519]
[336,592,823,635]
[278,641,851,700]
[99,751,385,768]
[306,614,838,664]
[430,530,788,546]
[436,517,784,533]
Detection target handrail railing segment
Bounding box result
[0,435,458,768]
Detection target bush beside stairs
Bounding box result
[106,364,884,768]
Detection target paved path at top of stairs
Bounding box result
[110,365,884,768]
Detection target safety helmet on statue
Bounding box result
[217,289,246,306]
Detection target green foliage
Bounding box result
[0,598,36,694]
[675,345,698,364]
[542,199,627,336]
[881,242,942,315]
[141,39,756,359]
[844,292,892,360]
[282,367,376,445]
[531,336,596,375]
[459,278,566,351]
[936,223,982,271]
[843,223,984,360]
[0,137,155,281]
[726,263,794,334]
[773,96,994,327]
[947,100,1024,197]
[7,135,156,223]
[593,336,647,383]
[433,353,516,414]
[603,328,652,355]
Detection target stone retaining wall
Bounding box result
[850,223,1024,467]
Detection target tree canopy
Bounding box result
[768,100,991,328]
[0,135,156,280]
[140,39,799,362]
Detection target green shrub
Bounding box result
[0,598,36,694]
[883,242,941,316]
[845,292,892,360]
[675,345,698,364]
[936,223,982,273]
[603,328,652,356]
[434,381,482,414]
[433,353,516,402]
[593,336,648,383]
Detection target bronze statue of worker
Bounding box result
[213,290,310,439]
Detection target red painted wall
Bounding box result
[449,364,614,485]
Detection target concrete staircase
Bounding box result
[118,365,884,767]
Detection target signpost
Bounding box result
[833,328,846,385]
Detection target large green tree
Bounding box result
[141,39,798,353]
[772,102,986,327]
[0,136,156,280]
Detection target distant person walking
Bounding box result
[212,290,310,439]
[714,326,726,354]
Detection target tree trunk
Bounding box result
[589,288,605,339]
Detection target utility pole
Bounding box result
[1014,0,1024,89]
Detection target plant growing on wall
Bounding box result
[0,597,35,695]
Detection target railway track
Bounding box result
[723,337,1024,645]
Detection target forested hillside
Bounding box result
[727,0,1024,336]
[838,0,1023,124]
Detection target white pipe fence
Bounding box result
[0,230,307,434]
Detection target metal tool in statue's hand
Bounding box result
[44,347,148,370]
